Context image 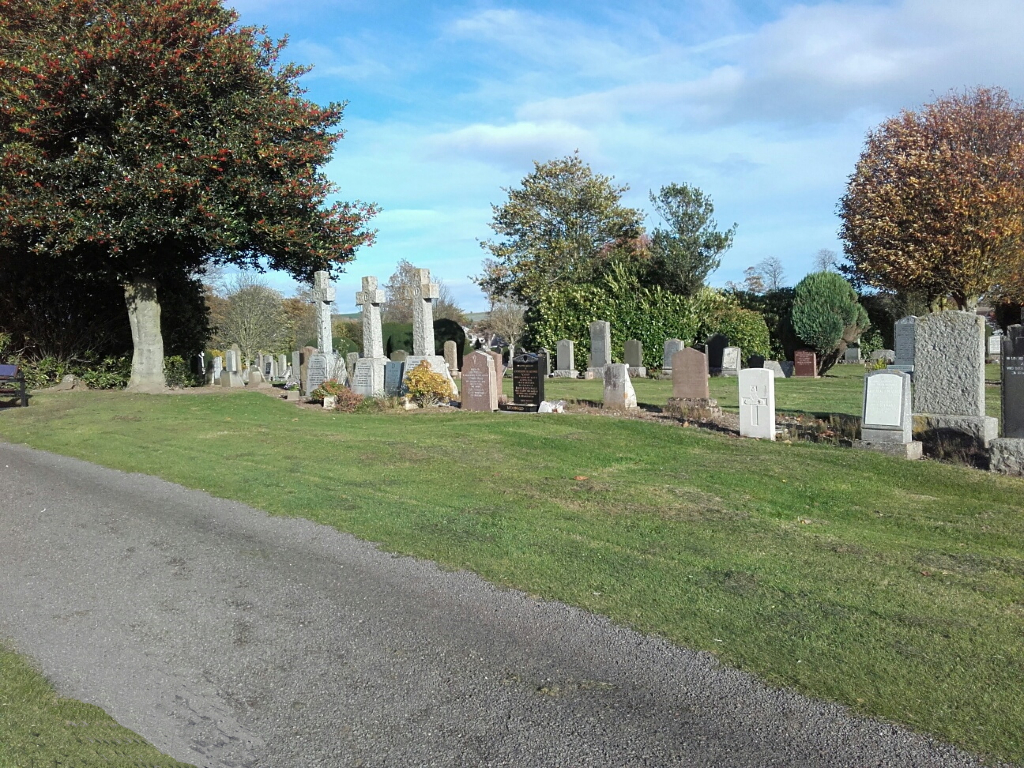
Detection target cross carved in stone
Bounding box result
[311,270,336,303]
[742,386,768,425]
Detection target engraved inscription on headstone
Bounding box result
[794,349,817,377]
[510,353,544,411]
[384,361,406,397]
[1002,325,1024,438]
[461,350,498,412]
[305,353,330,396]
[864,374,904,428]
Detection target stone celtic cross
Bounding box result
[412,268,440,356]
[355,276,385,360]
[311,271,336,355]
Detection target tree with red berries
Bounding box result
[0,0,377,390]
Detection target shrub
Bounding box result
[329,387,365,413]
[403,361,450,406]
[792,272,870,375]
[78,356,131,389]
[311,378,348,403]
[163,355,200,388]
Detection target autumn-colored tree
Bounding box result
[839,87,1024,310]
[475,153,645,309]
[383,259,466,325]
[0,0,377,390]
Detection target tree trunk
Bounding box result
[124,278,166,392]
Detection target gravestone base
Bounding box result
[854,440,923,460]
[912,414,999,451]
[286,390,300,401]
[627,366,647,378]
[587,365,608,377]
[551,369,578,378]
[502,403,540,413]
[664,397,721,418]
[989,438,1024,476]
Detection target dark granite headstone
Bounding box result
[748,354,765,368]
[384,361,406,397]
[706,334,728,373]
[1002,325,1024,438]
[794,349,817,377]
[508,353,544,412]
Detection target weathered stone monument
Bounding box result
[912,310,997,450]
[844,345,861,363]
[554,339,577,378]
[990,325,1024,475]
[589,321,611,375]
[794,349,817,377]
[738,368,775,440]
[383,360,406,397]
[603,363,637,410]
[353,276,386,397]
[508,352,544,412]
[855,369,921,459]
[663,338,685,376]
[989,333,1003,357]
[443,340,458,374]
[311,271,335,356]
[460,350,499,412]
[538,348,551,377]
[721,346,741,377]
[220,349,243,387]
[305,352,330,396]
[625,339,643,368]
[401,268,458,396]
[672,348,709,400]
[706,334,728,375]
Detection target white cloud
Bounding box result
[423,121,598,169]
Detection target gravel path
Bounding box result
[0,442,996,768]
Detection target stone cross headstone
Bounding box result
[311,270,336,355]
[603,363,637,410]
[794,349,817,377]
[412,268,439,356]
[383,360,406,397]
[721,346,741,377]
[739,368,775,440]
[589,321,611,371]
[461,350,498,412]
[443,340,458,373]
[862,369,913,443]
[706,334,728,374]
[556,339,576,375]
[1001,326,1024,438]
[305,352,330,396]
[624,339,643,369]
[672,348,709,400]
[356,276,385,359]
[663,339,685,372]
[510,353,544,411]
[893,316,917,370]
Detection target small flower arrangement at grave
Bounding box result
[403,361,451,407]
[310,378,347,402]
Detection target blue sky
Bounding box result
[227,0,1024,313]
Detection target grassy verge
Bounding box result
[1,388,1022,764]
[0,640,194,767]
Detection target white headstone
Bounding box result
[721,346,741,376]
[862,369,912,443]
[351,357,385,397]
[603,363,637,410]
[738,368,775,440]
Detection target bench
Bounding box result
[0,364,28,407]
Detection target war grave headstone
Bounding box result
[588,321,612,375]
[352,276,387,398]
[721,346,741,377]
[460,350,499,412]
[889,315,916,375]
[383,360,406,398]
[624,339,646,378]
[794,349,817,377]
[912,310,997,451]
[990,325,1024,475]
[662,338,685,378]
[506,353,545,412]
[738,368,775,440]
[854,369,921,459]
[554,339,577,378]
[603,363,637,410]
[844,345,861,363]
[706,334,728,375]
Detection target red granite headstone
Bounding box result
[672,348,709,399]
[461,351,498,412]
[794,349,817,377]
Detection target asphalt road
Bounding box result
[0,441,997,767]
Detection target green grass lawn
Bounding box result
[0,641,195,768]
[0,379,1021,765]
